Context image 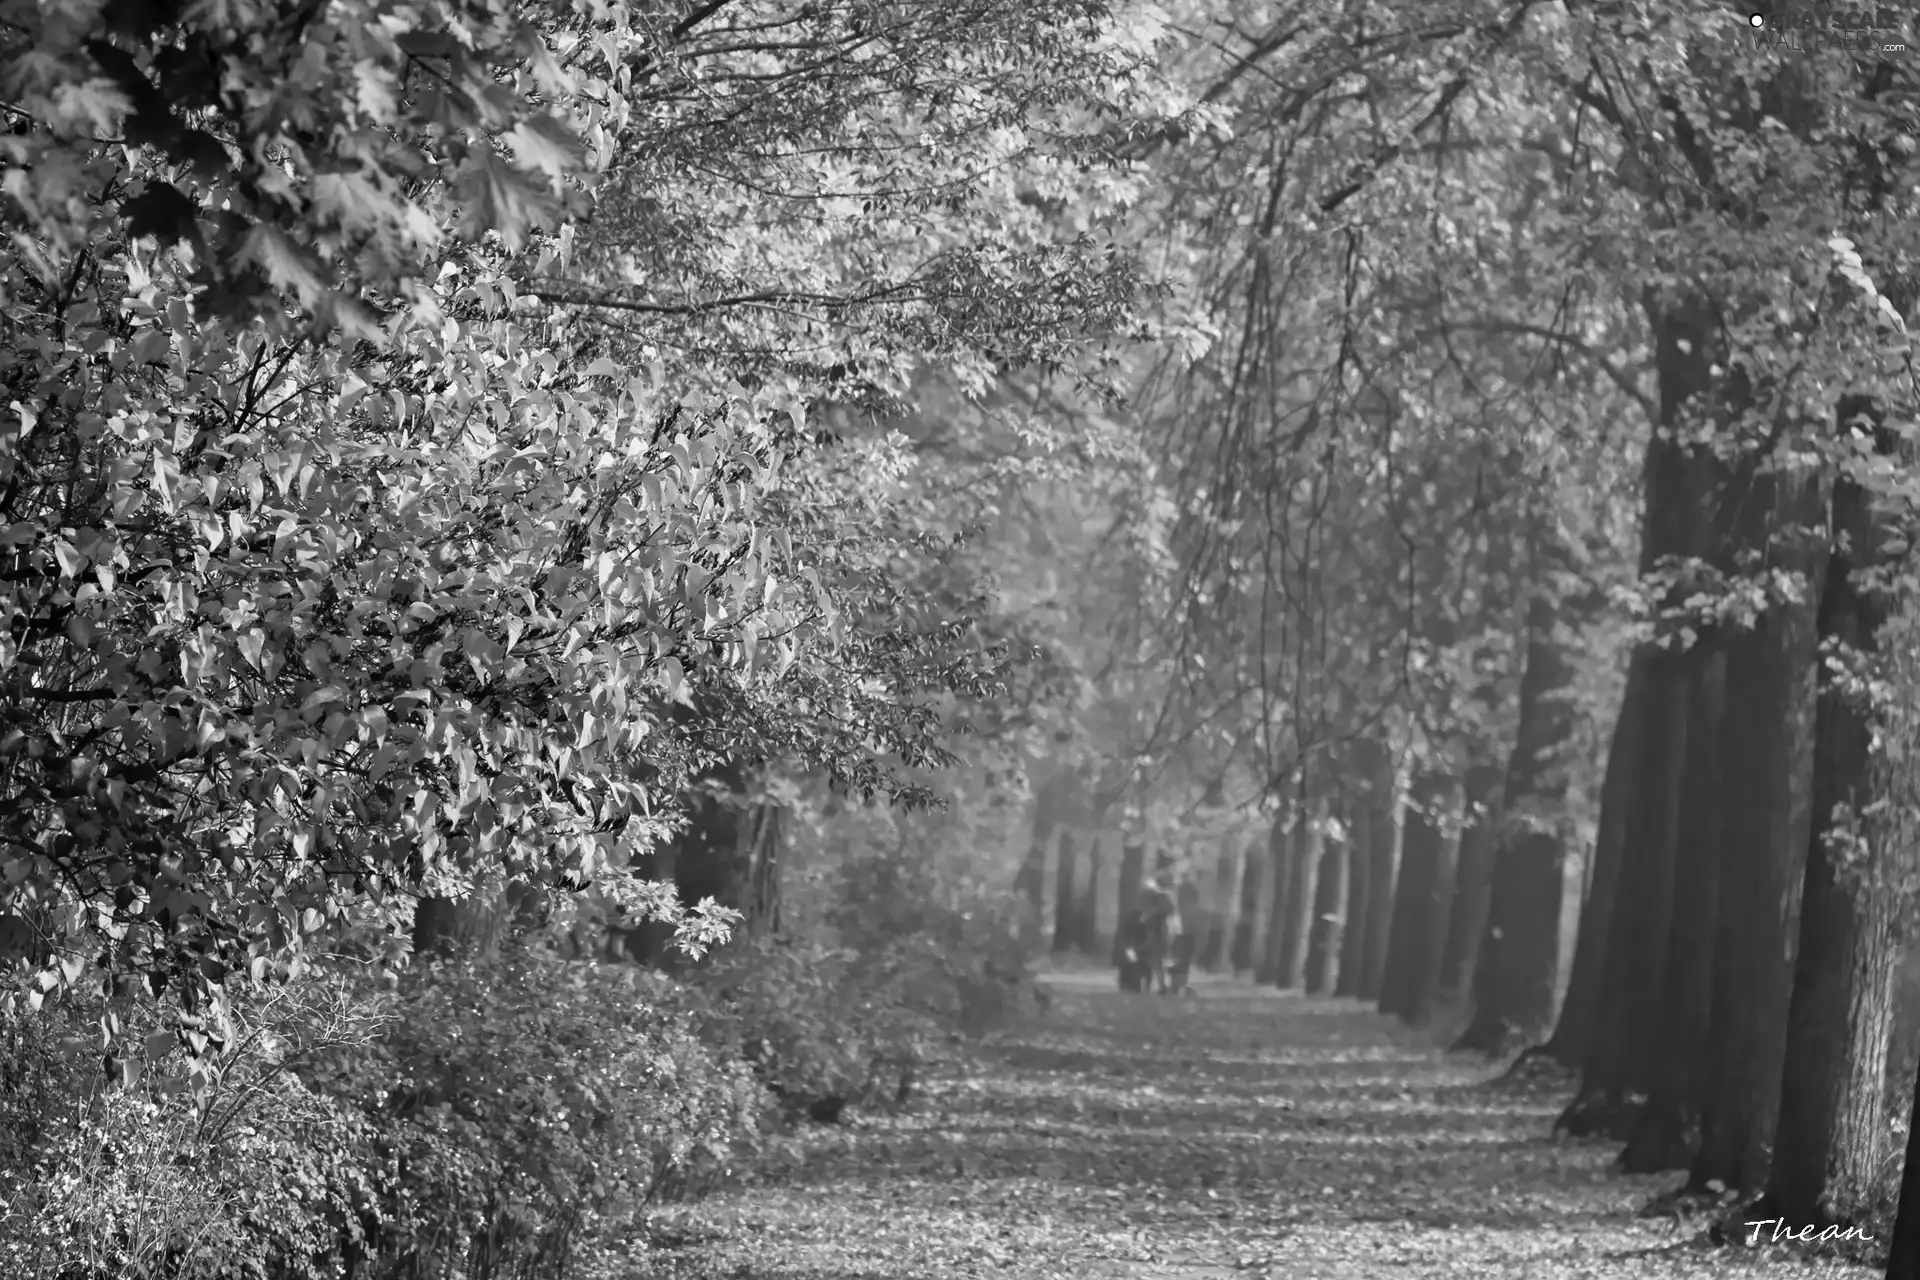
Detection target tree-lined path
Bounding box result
[640,970,1873,1280]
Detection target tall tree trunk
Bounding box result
[1415,777,1462,1026]
[1082,831,1109,956]
[1887,1053,1920,1279]
[1200,836,1242,972]
[1357,739,1402,1002]
[1620,637,1726,1171]
[1618,428,1729,1170]
[1765,430,1905,1227]
[1691,457,1827,1193]
[1309,818,1351,995]
[1455,557,1582,1055]
[1282,800,1326,990]
[1238,821,1279,976]
[1258,808,1298,985]
[1052,830,1080,954]
[1024,827,1059,951]
[1438,764,1503,1005]
[1336,785,1373,997]
[1380,769,1450,1023]
[1017,780,1068,947]
[1110,838,1148,968]
[1557,402,1697,1136]
[1541,660,1643,1067]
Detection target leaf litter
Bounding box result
[636,969,1876,1278]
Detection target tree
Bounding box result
[1378,768,1453,1025]
[1306,809,1350,995]
[1765,405,1911,1228]
[1356,740,1402,1003]
[1618,634,1723,1172]
[1558,439,1694,1139]
[1436,763,1501,1007]
[1334,775,1375,998]
[1454,521,1581,1055]
[1540,663,1640,1069]
[1280,793,1326,991]
[0,0,1191,1061]
[1691,456,1828,1193]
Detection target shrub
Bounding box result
[0,944,764,1280]
[677,834,1047,1123]
[827,841,1048,1039]
[0,973,383,1280]
[306,943,766,1280]
[681,937,921,1122]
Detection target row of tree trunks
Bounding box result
[1029,822,1286,971]
[1532,304,1910,1236]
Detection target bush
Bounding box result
[0,944,765,1280]
[0,973,384,1280]
[681,937,921,1122]
[827,841,1048,1039]
[677,834,1047,1123]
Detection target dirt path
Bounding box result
[639,968,1877,1278]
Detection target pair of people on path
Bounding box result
[1119,875,1190,995]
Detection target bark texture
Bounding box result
[1691,457,1827,1193]
[1766,435,1904,1226]
[1888,1056,1920,1279]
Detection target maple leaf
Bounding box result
[506,113,583,188]
[453,153,558,250]
[241,223,327,301]
[47,77,131,137]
